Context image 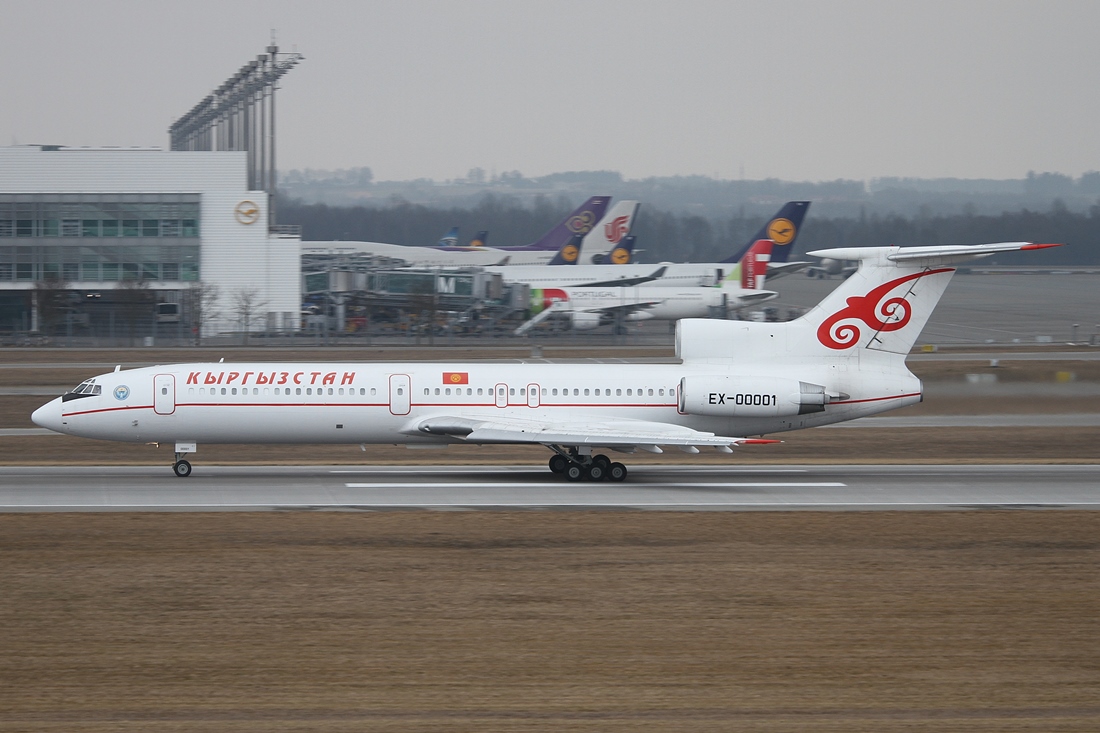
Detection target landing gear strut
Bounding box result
[173,442,197,478]
[547,446,628,482]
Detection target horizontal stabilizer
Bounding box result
[808,242,1062,266]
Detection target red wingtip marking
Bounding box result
[1021,243,1063,250]
[737,438,783,445]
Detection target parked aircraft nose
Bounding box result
[31,398,65,433]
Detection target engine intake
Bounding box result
[679,376,832,417]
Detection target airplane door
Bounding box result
[153,374,175,415]
[494,383,508,408]
[389,374,411,415]
[527,383,540,408]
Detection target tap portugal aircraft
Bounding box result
[32,242,1059,480]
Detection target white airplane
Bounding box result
[482,200,809,288]
[32,242,1059,481]
[514,240,778,335]
[301,198,640,268]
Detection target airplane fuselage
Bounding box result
[34,360,921,447]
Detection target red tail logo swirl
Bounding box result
[816,268,953,349]
[604,215,629,243]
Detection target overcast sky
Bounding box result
[2,0,1097,182]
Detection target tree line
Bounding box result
[280,195,1099,266]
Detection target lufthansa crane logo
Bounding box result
[560,244,580,263]
[235,200,260,225]
[610,246,631,264]
[767,217,796,245]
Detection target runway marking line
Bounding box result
[342,482,848,489]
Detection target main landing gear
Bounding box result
[547,447,627,482]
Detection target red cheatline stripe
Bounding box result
[1021,243,1062,250]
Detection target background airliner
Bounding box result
[301,197,637,267]
[32,242,1058,480]
[514,240,777,334]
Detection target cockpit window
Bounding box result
[70,379,101,395]
[63,379,101,402]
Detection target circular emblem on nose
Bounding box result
[114,385,130,401]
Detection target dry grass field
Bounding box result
[1,511,1099,732]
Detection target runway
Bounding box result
[0,464,1097,512]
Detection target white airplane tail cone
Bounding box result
[677,242,1061,363]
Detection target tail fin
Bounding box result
[721,201,810,264]
[722,239,773,289]
[679,242,1061,362]
[584,200,640,263]
[604,234,637,265]
[547,233,584,266]
[525,196,611,251]
[467,230,489,247]
[437,227,459,247]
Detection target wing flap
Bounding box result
[408,414,756,449]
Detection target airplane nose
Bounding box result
[31,398,65,433]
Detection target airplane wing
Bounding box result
[575,266,668,288]
[764,261,811,280]
[406,414,774,453]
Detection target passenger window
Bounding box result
[616,389,621,396]
[648,389,654,396]
[397,387,404,395]
[594,389,599,396]
[477,388,483,396]
[467,388,472,395]
[659,389,665,396]
[434,388,440,395]
[626,389,631,396]
[509,388,515,396]
[584,389,589,396]
[328,388,333,395]
[221,388,227,395]
[296,388,302,395]
[541,388,547,396]
[445,388,451,395]
[520,388,526,396]
[370,388,376,396]
[263,388,269,396]
[552,388,558,396]
[188,388,194,396]
[573,389,579,396]
[231,388,237,395]
[306,388,312,395]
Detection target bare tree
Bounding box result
[32,275,73,336]
[186,281,220,346]
[115,278,155,346]
[233,287,268,345]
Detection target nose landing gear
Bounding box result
[172,442,197,478]
[547,446,627,482]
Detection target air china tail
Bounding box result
[31,242,1060,481]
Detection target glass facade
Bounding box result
[0,194,200,282]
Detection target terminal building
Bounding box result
[0,145,301,338]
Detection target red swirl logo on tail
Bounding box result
[816,269,953,349]
[603,215,629,243]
